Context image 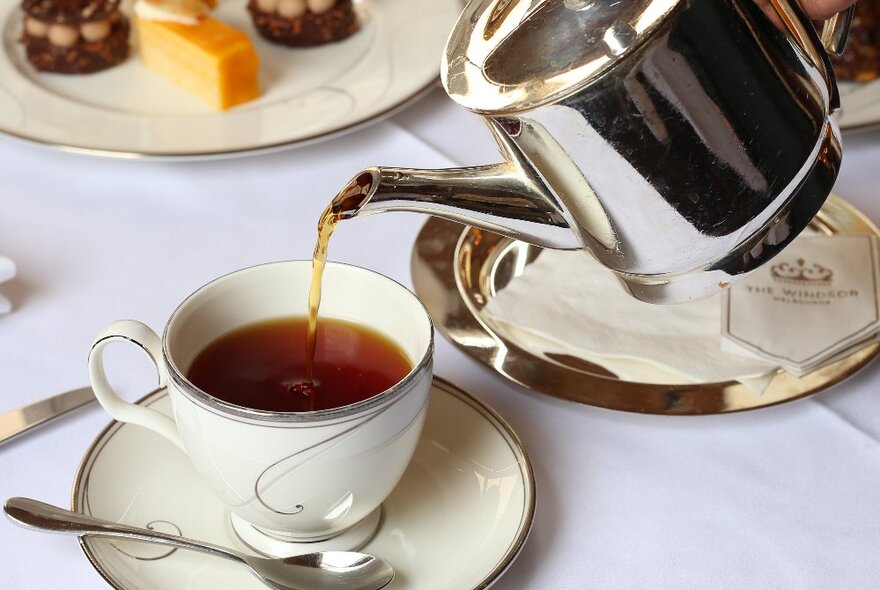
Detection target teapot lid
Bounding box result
[442,0,679,114]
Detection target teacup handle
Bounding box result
[88,320,184,451]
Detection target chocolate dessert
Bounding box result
[247,0,358,47]
[20,0,129,74]
[831,1,879,82]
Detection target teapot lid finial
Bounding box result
[442,0,680,114]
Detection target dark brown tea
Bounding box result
[187,317,412,413]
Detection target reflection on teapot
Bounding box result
[338,0,855,304]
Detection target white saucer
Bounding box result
[0,0,460,158]
[72,377,535,589]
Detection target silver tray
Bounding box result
[411,194,880,415]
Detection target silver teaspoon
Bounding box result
[4,497,394,590]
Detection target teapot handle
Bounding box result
[818,4,855,55]
[767,0,856,110]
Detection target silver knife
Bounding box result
[0,387,96,446]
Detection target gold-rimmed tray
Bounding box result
[411,194,880,415]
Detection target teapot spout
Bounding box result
[337,163,579,250]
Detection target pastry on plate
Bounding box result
[134,0,261,110]
[247,0,358,47]
[20,0,129,74]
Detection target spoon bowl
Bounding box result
[4,497,393,590]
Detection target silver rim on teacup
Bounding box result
[159,260,435,423]
[87,259,437,550]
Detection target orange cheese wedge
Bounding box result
[136,16,260,110]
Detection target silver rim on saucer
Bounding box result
[411,194,880,415]
[70,377,536,590]
[0,82,440,161]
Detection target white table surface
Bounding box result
[2,88,880,589]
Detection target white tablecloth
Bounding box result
[2,88,880,589]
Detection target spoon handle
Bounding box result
[4,497,243,565]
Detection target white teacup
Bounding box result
[88,261,433,555]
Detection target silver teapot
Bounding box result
[345,0,854,303]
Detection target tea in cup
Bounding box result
[88,261,433,555]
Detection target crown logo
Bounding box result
[771,258,833,285]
